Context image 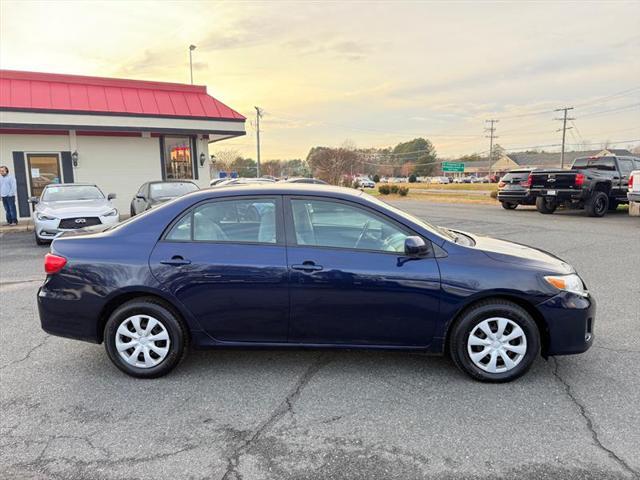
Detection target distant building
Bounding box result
[458,148,633,176]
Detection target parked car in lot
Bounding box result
[209,177,276,187]
[497,169,535,209]
[355,177,375,188]
[430,176,450,184]
[130,180,199,216]
[628,170,640,204]
[39,184,594,382]
[530,155,639,217]
[283,177,328,185]
[31,184,119,245]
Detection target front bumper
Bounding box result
[538,291,595,355]
[628,192,640,203]
[34,215,120,240]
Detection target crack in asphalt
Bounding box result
[0,335,51,371]
[592,345,640,355]
[551,357,639,479]
[220,352,331,480]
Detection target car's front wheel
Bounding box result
[449,299,540,382]
[104,298,188,378]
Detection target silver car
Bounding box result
[31,183,119,245]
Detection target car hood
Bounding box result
[455,231,574,274]
[37,199,114,217]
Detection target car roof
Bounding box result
[148,180,197,184]
[198,183,364,200]
[43,183,97,188]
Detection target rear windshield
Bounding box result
[572,157,616,171]
[42,185,104,202]
[502,171,530,181]
[150,182,198,199]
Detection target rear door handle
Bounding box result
[160,255,191,266]
[291,262,323,272]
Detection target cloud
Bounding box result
[285,38,371,61]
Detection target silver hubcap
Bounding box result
[467,317,527,374]
[115,315,171,369]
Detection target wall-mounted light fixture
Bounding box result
[71,151,79,167]
[199,152,206,167]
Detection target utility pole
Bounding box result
[485,119,499,177]
[189,45,197,84]
[254,106,263,177]
[554,107,575,168]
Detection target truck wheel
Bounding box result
[501,202,517,210]
[586,191,609,217]
[536,197,557,214]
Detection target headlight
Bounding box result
[36,213,57,221]
[544,274,588,297]
[103,209,118,217]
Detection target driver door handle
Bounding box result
[291,262,323,272]
[160,255,192,266]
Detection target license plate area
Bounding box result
[546,190,556,196]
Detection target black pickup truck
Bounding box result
[529,155,640,217]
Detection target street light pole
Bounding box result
[189,45,197,84]
[254,106,263,177]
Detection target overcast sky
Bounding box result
[1,0,639,160]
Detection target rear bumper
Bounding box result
[538,291,595,355]
[530,189,584,202]
[628,192,640,203]
[497,192,535,204]
[38,285,101,343]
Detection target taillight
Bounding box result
[44,253,67,274]
[630,174,634,190]
[575,173,585,187]
[525,175,533,187]
[498,181,505,188]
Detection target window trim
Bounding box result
[161,195,285,246]
[283,195,431,256]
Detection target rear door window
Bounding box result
[617,159,634,177]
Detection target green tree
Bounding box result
[393,138,437,176]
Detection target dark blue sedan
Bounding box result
[38,184,595,382]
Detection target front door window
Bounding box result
[164,136,194,179]
[27,154,61,197]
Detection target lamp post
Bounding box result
[189,44,197,84]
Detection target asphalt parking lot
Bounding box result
[1,202,639,480]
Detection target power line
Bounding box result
[573,86,640,108]
[580,103,640,118]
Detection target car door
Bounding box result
[284,196,441,347]
[617,158,635,200]
[149,195,289,343]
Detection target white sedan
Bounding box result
[31,184,120,245]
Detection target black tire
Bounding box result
[104,297,188,378]
[536,196,557,214]
[34,232,48,246]
[448,299,540,383]
[501,201,517,210]
[585,191,609,217]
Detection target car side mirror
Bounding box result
[404,236,430,257]
[29,196,39,204]
[108,193,116,200]
[135,193,146,200]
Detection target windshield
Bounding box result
[363,193,457,242]
[42,185,104,202]
[502,171,529,181]
[572,157,616,171]
[150,182,198,199]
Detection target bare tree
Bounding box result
[307,146,362,185]
[212,149,241,172]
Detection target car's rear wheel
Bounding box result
[536,196,557,214]
[501,201,517,210]
[586,191,609,217]
[104,298,188,378]
[449,299,540,382]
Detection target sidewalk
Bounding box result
[0,220,33,234]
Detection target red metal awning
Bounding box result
[0,70,245,121]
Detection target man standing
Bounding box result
[0,165,18,225]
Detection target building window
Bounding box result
[27,154,61,197]
[164,136,194,179]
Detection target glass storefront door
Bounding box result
[164,136,194,179]
[27,154,61,197]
